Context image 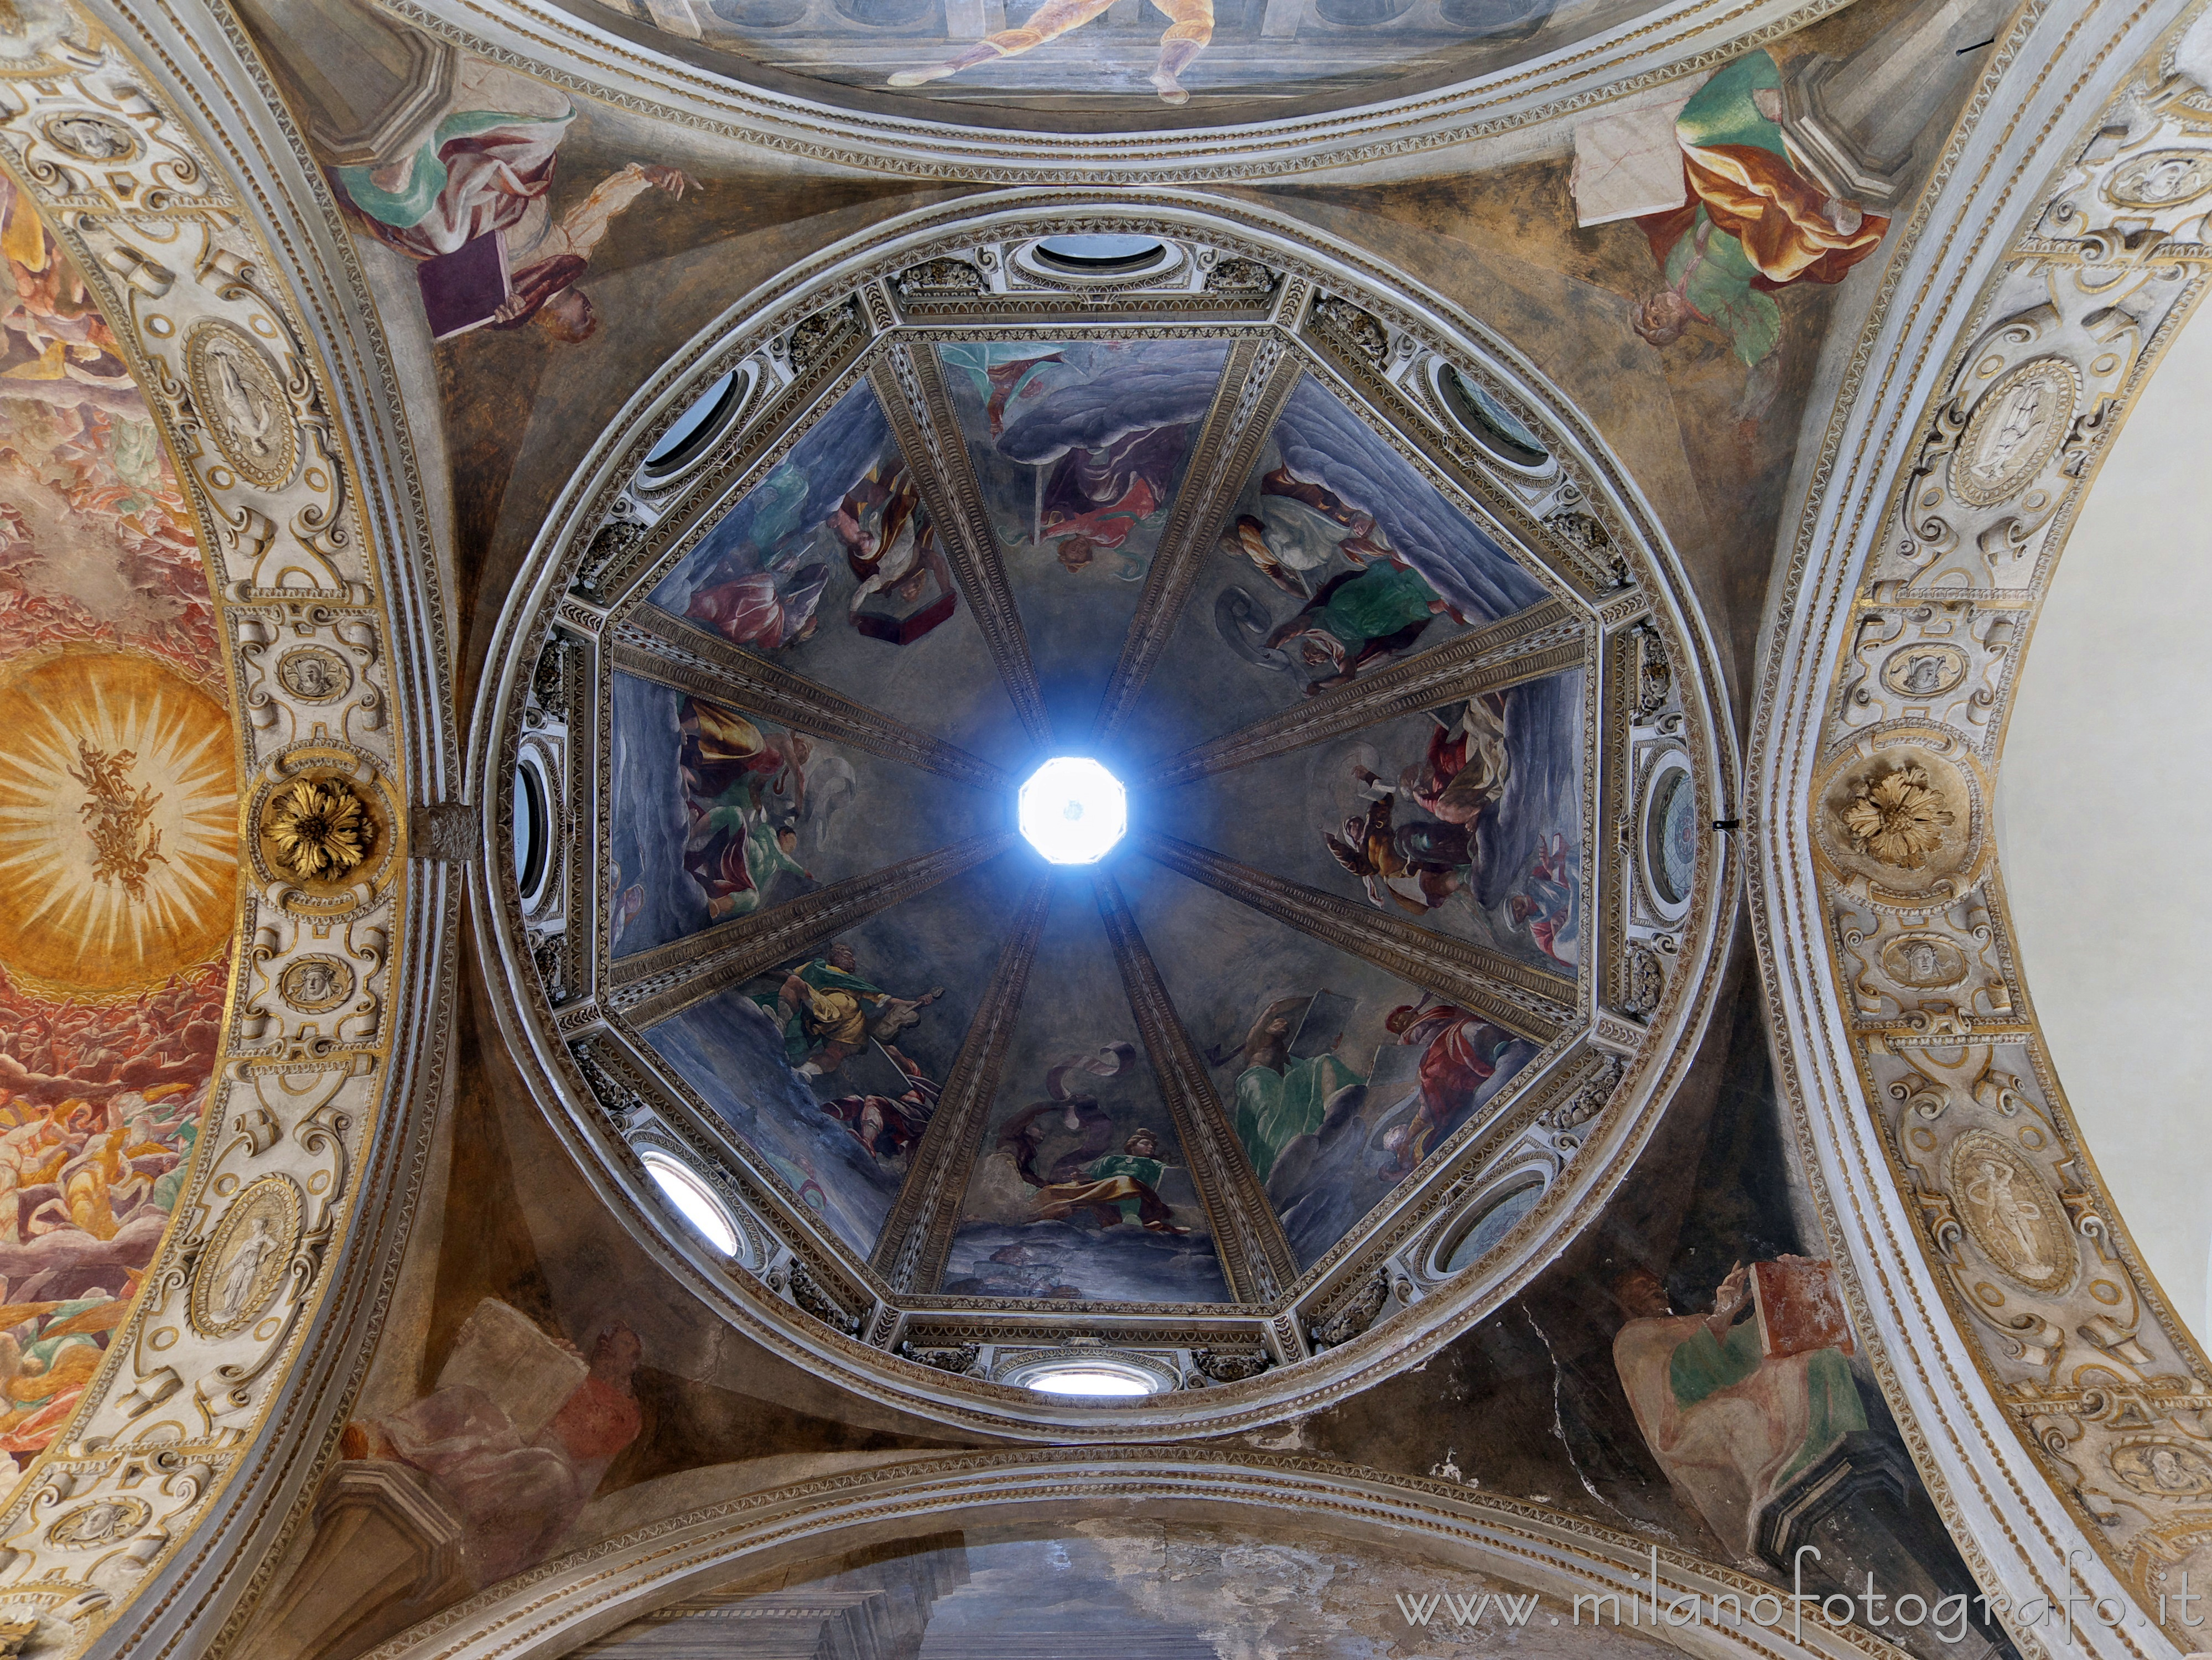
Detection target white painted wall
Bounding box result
[1998,303,2212,1345]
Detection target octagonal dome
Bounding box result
[488,203,1733,1434]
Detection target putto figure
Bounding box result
[889,0,1214,105]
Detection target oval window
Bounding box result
[1035,235,1171,274]
[1443,1182,1543,1273]
[1643,754,1696,915]
[643,368,743,476]
[1438,365,1550,470]
[514,754,551,906]
[1024,1363,1160,1397]
[641,1149,741,1256]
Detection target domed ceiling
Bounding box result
[490,211,1732,1419]
[611,334,1580,1299]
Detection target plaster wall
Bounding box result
[1997,302,2212,1344]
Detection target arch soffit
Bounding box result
[0,0,455,1656]
[1752,0,2212,1651]
[364,1450,1914,1660]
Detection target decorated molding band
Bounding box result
[356,1448,1914,1660]
[362,0,1857,183]
[1751,0,2212,1651]
[0,0,459,1655]
[468,191,1742,1440]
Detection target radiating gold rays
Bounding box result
[0,651,236,994]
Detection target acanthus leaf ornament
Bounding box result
[265,778,373,881]
[1841,763,1954,868]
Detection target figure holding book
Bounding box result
[326,56,695,341]
[1611,1255,1866,1561]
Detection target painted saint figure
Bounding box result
[1380,1000,1519,1177]
[889,0,1214,105]
[1611,1259,1866,1561]
[1032,1129,1190,1232]
[1631,50,1887,406]
[341,1322,644,1589]
[757,941,943,1081]
[1266,562,1458,693]
[677,699,816,922]
[1327,697,1512,915]
[1222,994,1365,1184]
[326,57,694,343]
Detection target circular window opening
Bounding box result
[1025,1364,1161,1397]
[642,367,743,476]
[1437,365,1550,470]
[514,754,551,906]
[1441,1181,1543,1274]
[640,1149,740,1257]
[1035,235,1171,274]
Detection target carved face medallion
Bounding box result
[1952,357,2077,509]
[1882,933,1969,989]
[46,1496,150,1549]
[278,954,352,1013]
[2107,149,2212,209]
[1946,1129,2075,1293]
[1879,643,1969,701]
[276,646,350,703]
[2111,1440,2212,1497]
[43,113,135,160]
[184,321,295,490]
[189,1175,302,1339]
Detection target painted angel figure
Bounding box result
[889,0,1214,105]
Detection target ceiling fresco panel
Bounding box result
[934,338,1229,733]
[1125,367,1551,761]
[561,0,1664,127]
[1121,858,1540,1268]
[607,670,999,958]
[1163,666,1586,976]
[0,182,236,1480]
[944,874,1232,1304]
[643,380,1026,764]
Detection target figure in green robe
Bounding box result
[1033,1130,1188,1232]
[1223,995,1366,1182]
[1632,50,1888,391]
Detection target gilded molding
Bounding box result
[1139,832,1575,1041]
[870,345,1050,744]
[1139,599,1584,788]
[871,874,1053,1293]
[608,833,1018,1027]
[1096,874,1300,1304]
[1093,336,1301,743]
[609,609,1014,790]
[1750,0,2212,1648]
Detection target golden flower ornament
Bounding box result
[268,779,375,881]
[1841,764,1953,869]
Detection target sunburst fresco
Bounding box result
[0,651,237,995]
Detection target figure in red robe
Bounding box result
[1382,1002,1518,1178]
